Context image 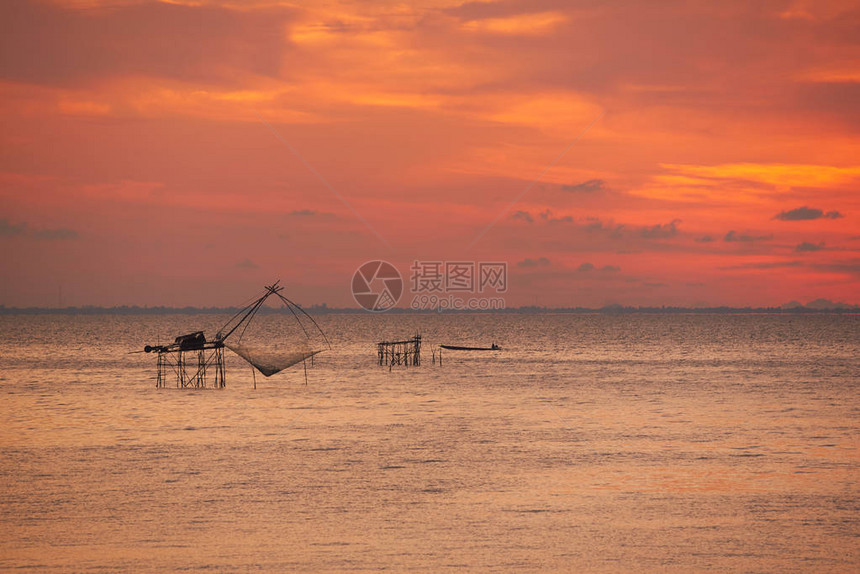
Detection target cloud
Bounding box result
[1,1,859,309]
[641,219,680,239]
[562,179,604,193]
[577,262,595,272]
[724,230,773,243]
[809,261,860,278]
[539,210,573,224]
[236,258,259,270]
[794,81,860,129]
[801,298,859,310]
[664,164,860,190]
[459,11,569,36]
[32,227,78,240]
[511,210,533,223]
[286,209,335,219]
[773,206,844,221]
[581,218,625,239]
[517,257,550,268]
[721,261,803,270]
[601,265,621,272]
[0,0,294,85]
[0,218,26,237]
[0,219,77,240]
[795,241,825,252]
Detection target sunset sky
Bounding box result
[1,0,858,308]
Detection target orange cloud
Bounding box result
[461,11,568,35]
[663,163,860,189]
[1,0,859,307]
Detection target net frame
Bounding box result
[215,281,331,377]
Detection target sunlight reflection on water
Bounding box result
[0,314,857,571]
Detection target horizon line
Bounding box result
[0,303,857,315]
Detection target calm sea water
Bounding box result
[0,314,857,572]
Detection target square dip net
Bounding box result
[216,282,330,377]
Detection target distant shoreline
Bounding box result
[0,305,856,315]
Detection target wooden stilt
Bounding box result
[155,341,227,389]
[377,334,422,368]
